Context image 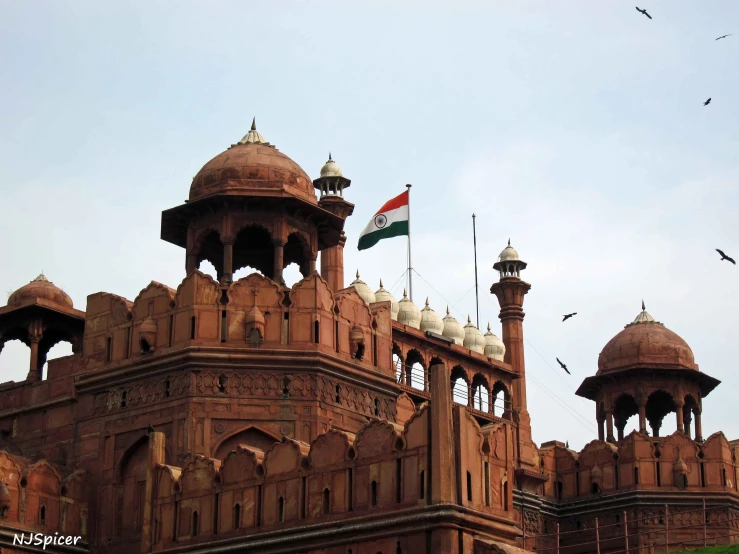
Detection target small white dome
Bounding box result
[498,239,520,262]
[320,153,343,178]
[349,271,376,305]
[419,298,444,334]
[484,323,506,361]
[397,289,421,329]
[374,279,399,320]
[463,316,486,354]
[442,307,465,345]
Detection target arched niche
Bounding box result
[213,426,280,461]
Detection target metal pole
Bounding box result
[624,511,629,554]
[665,504,669,553]
[472,213,480,328]
[406,184,413,302]
[703,499,707,548]
[556,523,560,554]
[596,517,601,554]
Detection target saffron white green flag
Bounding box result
[357,190,409,251]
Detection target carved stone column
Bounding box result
[606,410,615,443]
[26,320,43,381]
[141,431,166,553]
[273,239,285,284]
[675,400,685,434]
[694,407,703,442]
[222,240,234,284]
[638,403,647,434]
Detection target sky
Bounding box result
[1,0,737,451]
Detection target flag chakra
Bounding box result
[357,191,410,251]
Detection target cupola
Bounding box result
[441,308,465,346]
[397,290,421,329]
[463,316,486,354]
[419,298,444,334]
[374,280,399,320]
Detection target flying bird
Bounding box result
[562,313,577,322]
[716,34,732,41]
[556,358,571,375]
[716,249,736,265]
[704,98,712,106]
[636,7,652,19]
[147,424,156,434]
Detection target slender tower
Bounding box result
[490,240,541,478]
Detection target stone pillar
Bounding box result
[616,418,624,441]
[467,383,473,408]
[675,401,685,434]
[597,411,605,441]
[490,278,535,465]
[26,320,43,381]
[650,419,661,438]
[273,239,285,284]
[222,241,234,284]
[186,253,197,275]
[309,256,317,274]
[694,408,703,442]
[638,403,647,434]
[320,232,347,293]
[141,431,166,554]
[429,362,457,505]
[683,410,693,440]
[605,410,615,443]
[488,388,494,414]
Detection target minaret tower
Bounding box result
[490,240,539,471]
[313,153,354,292]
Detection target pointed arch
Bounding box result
[213,425,281,461]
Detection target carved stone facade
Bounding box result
[0,125,736,553]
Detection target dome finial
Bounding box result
[508,238,511,246]
[251,117,256,131]
[487,322,491,332]
[403,288,407,298]
[467,315,472,324]
[379,278,384,288]
[446,306,450,315]
[328,152,333,161]
[425,297,430,307]
[356,269,360,279]
[642,299,646,311]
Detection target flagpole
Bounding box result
[472,213,479,329]
[406,184,413,302]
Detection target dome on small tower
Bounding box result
[7,274,73,309]
[463,316,486,354]
[349,271,376,305]
[484,323,506,361]
[493,239,527,279]
[320,153,343,178]
[397,290,421,329]
[374,280,399,320]
[420,298,444,334]
[442,308,465,346]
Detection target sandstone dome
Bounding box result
[7,274,73,309]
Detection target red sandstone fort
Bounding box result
[0,124,736,553]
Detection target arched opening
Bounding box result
[116,437,150,536]
[683,394,699,439]
[634,466,639,485]
[419,470,425,499]
[282,263,303,288]
[466,471,472,502]
[0,338,30,382]
[450,366,469,406]
[233,225,274,279]
[613,393,639,440]
[405,349,425,390]
[471,373,490,412]
[140,337,151,353]
[392,345,404,384]
[232,265,263,281]
[591,483,600,494]
[284,232,311,276]
[646,390,676,437]
[192,511,199,536]
[370,481,378,506]
[195,230,223,281]
[39,505,46,525]
[374,398,380,417]
[278,497,285,522]
[42,340,74,378]
[492,381,510,418]
[213,427,280,460]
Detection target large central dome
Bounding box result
[189,120,316,204]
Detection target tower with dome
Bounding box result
[0,123,736,553]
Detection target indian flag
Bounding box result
[357,190,409,251]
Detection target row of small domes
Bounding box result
[349,272,505,361]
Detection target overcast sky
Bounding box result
[1,0,737,450]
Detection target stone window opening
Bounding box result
[140,337,151,353]
[314,320,320,344]
[395,459,402,503]
[466,471,472,502]
[168,314,174,347]
[396,541,402,554]
[249,328,261,346]
[322,488,330,515]
[374,398,380,417]
[420,470,425,499]
[124,327,131,358]
[192,511,198,536]
[555,481,563,501]
[164,379,171,398]
[190,316,196,340]
[279,497,285,522]
[371,481,378,507]
[221,310,227,343]
[722,468,727,487]
[39,505,46,525]
[335,385,341,404]
[233,503,240,529]
[120,391,127,408]
[591,483,600,494]
[218,374,227,394]
[484,462,491,506]
[106,337,112,362]
[355,342,365,361]
[634,466,639,485]
[503,480,509,511]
